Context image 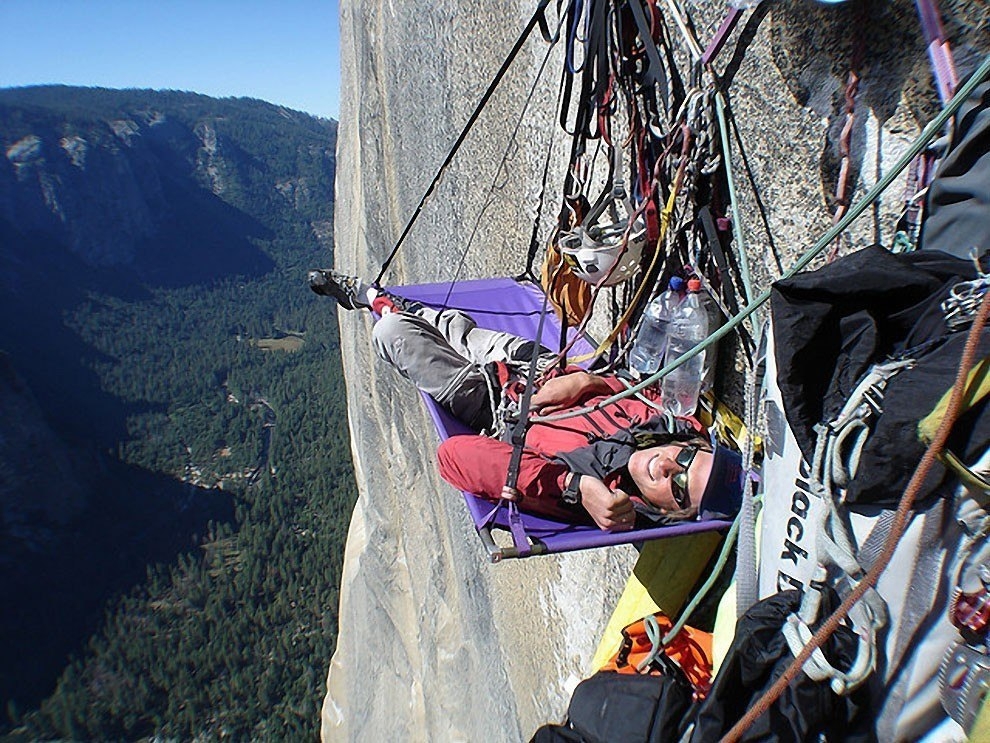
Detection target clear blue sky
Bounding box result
[0,1,341,119]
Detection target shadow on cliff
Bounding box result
[0,216,243,714]
[0,219,139,444]
[0,215,250,712]
[0,210,272,445]
[0,457,236,719]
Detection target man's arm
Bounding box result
[437,435,569,507]
[568,473,636,532]
[530,371,626,414]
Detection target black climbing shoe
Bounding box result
[307,269,370,310]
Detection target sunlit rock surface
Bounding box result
[325,1,988,739]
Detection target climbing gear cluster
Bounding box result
[353,0,990,737]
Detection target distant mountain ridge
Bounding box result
[0,85,336,281]
[0,85,337,437]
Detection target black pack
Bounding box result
[529,667,694,743]
[919,79,990,260]
[769,245,990,507]
[687,590,876,742]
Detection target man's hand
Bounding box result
[531,372,609,414]
[500,485,521,502]
[579,476,636,532]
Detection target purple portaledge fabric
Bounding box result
[389,277,733,557]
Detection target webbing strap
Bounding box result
[915,0,958,104]
[700,7,742,67]
[856,510,897,573]
[507,502,532,557]
[874,499,946,740]
[501,283,556,557]
[698,204,741,317]
[734,323,767,617]
[374,0,554,286]
[628,0,670,110]
[560,0,610,140]
[903,0,958,217]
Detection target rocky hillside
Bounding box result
[326,0,989,740]
[0,86,334,281]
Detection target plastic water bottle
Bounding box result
[661,279,709,417]
[628,277,685,378]
[700,285,721,389]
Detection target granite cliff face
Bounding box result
[3,122,161,267]
[326,1,988,739]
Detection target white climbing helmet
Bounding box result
[558,216,646,286]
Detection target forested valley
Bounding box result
[0,87,354,740]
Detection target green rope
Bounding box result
[715,90,754,305]
[533,52,990,425]
[662,505,744,646]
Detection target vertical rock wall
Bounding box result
[325,1,988,739]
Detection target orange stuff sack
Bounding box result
[541,241,592,327]
[601,612,714,700]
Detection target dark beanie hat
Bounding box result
[699,444,744,520]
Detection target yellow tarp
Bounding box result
[971,694,990,742]
[918,356,990,443]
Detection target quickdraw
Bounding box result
[943,275,990,332]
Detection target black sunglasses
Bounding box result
[670,445,699,510]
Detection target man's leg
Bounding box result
[309,269,548,429]
[372,310,495,431]
[308,269,371,310]
[309,268,544,366]
[417,305,546,368]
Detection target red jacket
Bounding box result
[436,373,693,522]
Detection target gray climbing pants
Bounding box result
[372,305,534,431]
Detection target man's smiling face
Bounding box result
[627,443,713,513]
